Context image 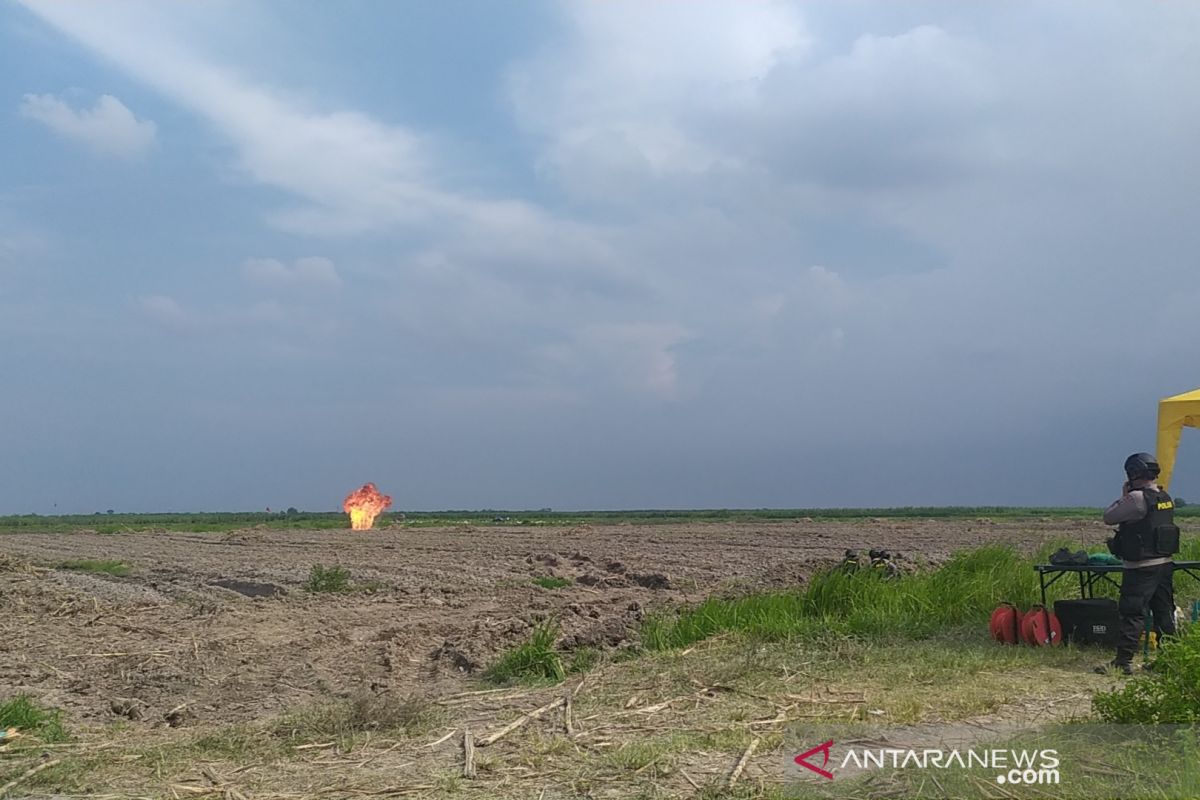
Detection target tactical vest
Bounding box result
[1115,488,1180,561]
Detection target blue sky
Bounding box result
[2,1,1198,513]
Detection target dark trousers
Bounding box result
[1115,563,1176,664]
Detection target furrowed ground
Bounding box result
[0,516,1196,798]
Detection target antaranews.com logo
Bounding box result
[794,739,1060,787]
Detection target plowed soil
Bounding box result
[0,518,1110,730]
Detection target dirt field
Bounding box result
[0,518,1145,797]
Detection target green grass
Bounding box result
[0,626,1128,799]
[304,564,351,593]
[567,646,600,674]
[603,739,674,772]
[550,629,1106,797]
[0,695,68,742]
[641,545,1029,649]
[1178,535,1200,562]
[187,726,288,761]
[1093,625,1200,723]
[532,575,572,589]
[642,541,1200,651]
[302,565,387,593]
[485,625,603,685]
[485,621,566,683]
[273,691,442,744]
[57,558,131,577]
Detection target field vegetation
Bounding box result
[0,695,68,743]
[2,514,1198,797]
[4,504,1196,534]
[57,558,131,577]
[303,563,352,593]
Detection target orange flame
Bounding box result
[342,482,392,530]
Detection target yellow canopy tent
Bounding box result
[1156,387,1200,491]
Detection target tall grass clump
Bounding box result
[644,545,1054,650]
[485,621,566,683]
[641,592,823,649]
[304,564,351,593]
[1093,625,1200,723]
[1178,536,1200,564]
[0,695,68,742]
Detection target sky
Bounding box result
[2,1,1199,513]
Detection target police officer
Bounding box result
[1095,453,1181,675]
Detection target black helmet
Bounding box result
[1124,452,1160,480]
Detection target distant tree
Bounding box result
[286,507,300,516]
[1176,497,1188,508]
[106,509,114,515]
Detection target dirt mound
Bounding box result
[560,601,645,649]
[431,617,530,675]
[529,551,670,590]
[629,572,671,590]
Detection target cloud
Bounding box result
[137,294,194,333]
[508,0,808,193]
[19,93,156,158]
[743,25,993,189]
[508,8,999,208]
[509,1,808,133]
[135,291,337,351]
[14,1,672,387]
[498,1,1200,446]
[242,256,341,290]
[11,1,1200,509]
[16,0,571,243]
[540,322,694,400]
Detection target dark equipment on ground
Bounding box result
[1054,598,1120,647]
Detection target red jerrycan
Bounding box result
[1020,604,1062,646]
[989,602,1023,644]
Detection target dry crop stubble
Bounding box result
[0,517,1195,797]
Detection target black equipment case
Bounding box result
[1053,598,1120,647]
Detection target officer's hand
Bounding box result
[1122,481,1131,496]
